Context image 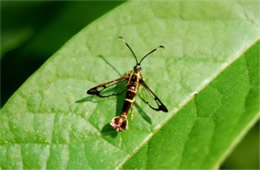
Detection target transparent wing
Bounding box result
[138,79,168,112]
[87,74,129,97]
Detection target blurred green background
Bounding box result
[0,1,259,169]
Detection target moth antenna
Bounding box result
[118,36,138,64]
[139,45,164,65]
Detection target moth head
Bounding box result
[134,64,142,71]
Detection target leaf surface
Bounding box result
[0,1,259,169]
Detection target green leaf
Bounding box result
[0,1,259,169]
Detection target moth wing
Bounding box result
[138,79,168,112]
[87,74,129,97]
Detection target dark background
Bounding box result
[1,1,259,169]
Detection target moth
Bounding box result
[87,37,168,131]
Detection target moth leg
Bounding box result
[130,106,134,120]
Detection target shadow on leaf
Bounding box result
[134,102,152,125]
[98,55,122,76]
[75,95,115,103]
[101,123,118,138]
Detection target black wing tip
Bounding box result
[162,108,168,112]
[87,88,98,95]
[161,105,168,112]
